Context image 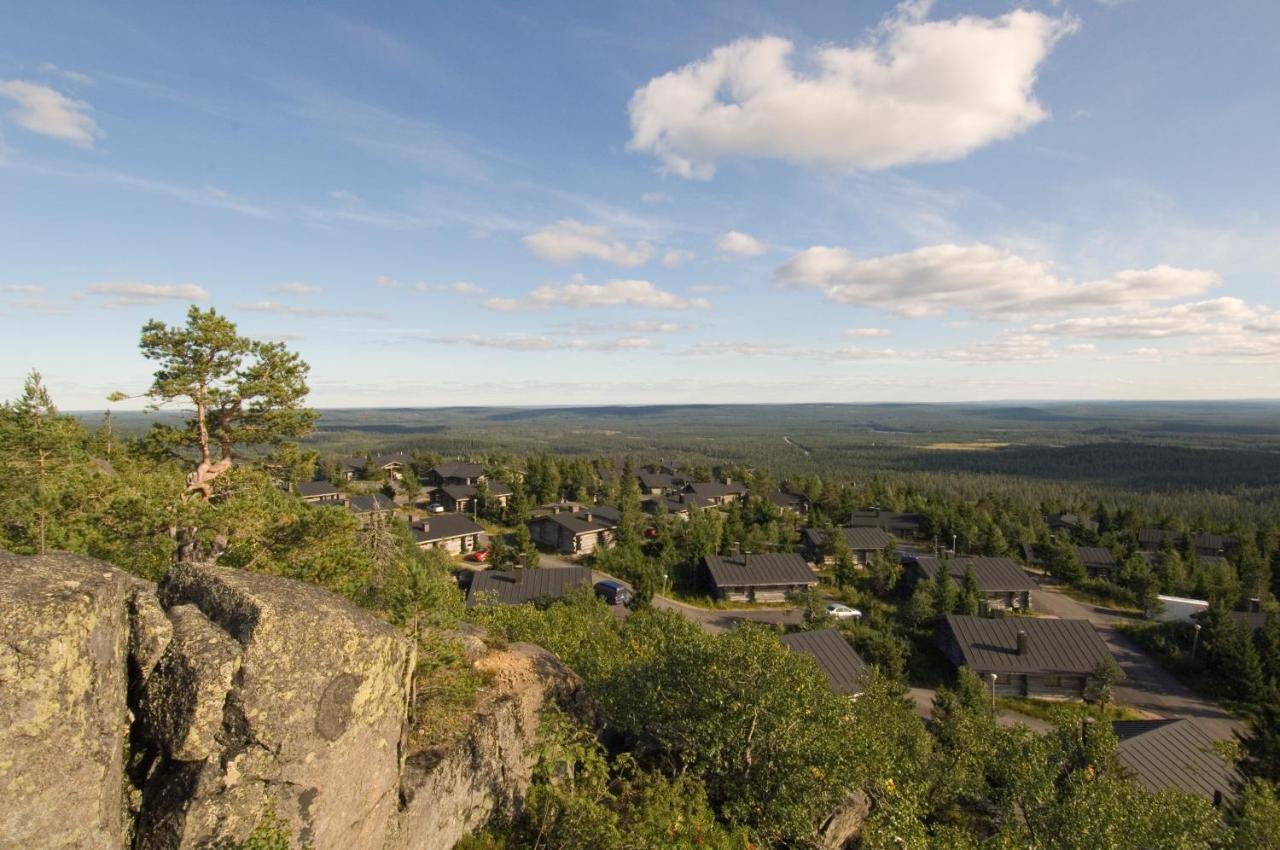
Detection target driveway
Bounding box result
[1031,580,1241,739]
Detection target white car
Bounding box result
[424,503,446,514]
[825,602,862,620]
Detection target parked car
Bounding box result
[644,526,658,538]
[594,579,633,606]
[825,602,862,620]
[468,548,490,563]
[424,503,445,514]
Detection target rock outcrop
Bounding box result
[392,642,591,850]
[0,551,154,850]
[0,550,589,850]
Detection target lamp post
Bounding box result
[952,533,958,555]
[987,672,998,710]
[1191,623,1202,659]
[662,572,669,597]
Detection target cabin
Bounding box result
[345,493,397,521]
[466,566,592,607]
[424,461,486,488]
[766,491,809,516]
[1137,528,1239,559]
[371,452,412,480]
[801,527,892,566]
[411,513,484,555]
[1045,513,1098,534]
[683,481,748,507]
[435,480,513,513]
[912,556,1038,612]
[781,629,869,696]
[338,456,366,481]
[296,480,342,504]
[847,510,925,539]
[641,494,692,520]
[1075,546,1118,579]
[1019,542,1044,567]
[704,553,817,603]
[637,470,680,495]
[935,615,1113,700]
[1113,720,1241,806]
[527,506,619,555]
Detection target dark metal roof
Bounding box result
[346,493,396,514]
[297,480,339,497]
[1113,719,1241,803]
[1138,528,1183,548]
[939,615,1113,675]
[372,452,411,468]
[705,553,816,589]
[1076,546,1118,568]
[686,481,747,499]
[914,556,1038,592]
[413,514,483,543]
[781,629,868,695]
[528,508,618,536]
[431,461,484,479]
[847,510,924,534]
[767,491,807,509]
[638,471,678,490]
[802,526,893,552]
[466,566,592,606]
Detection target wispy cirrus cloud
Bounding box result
[86,282,208,306]
[274,281,322,296]
[680,341,897,360]
[628,3,1075,178]
[415,280,486,296]
[235,301,386,320]
[0,80,99,147]
[485,278,711,312]
[432,334,656,352]
[523,219,654,267]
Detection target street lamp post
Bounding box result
[1191,623,1202,659]
[987,672,998,710]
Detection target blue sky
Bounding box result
[3,0,1279,409]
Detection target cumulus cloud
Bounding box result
[274,281,322,296]
[523,219,654,266]
[374,275,402,289]
[0,80,99,147]
[662,248,695,267]
[1064,343,1097,353]
[628,3,1075,177]
[689,283,729,294]
[236,301,386,320]
[433,334,656,352]
[845,327,893,338]
[717,230,768,256]
[779,243,1220,319]
[416,281,486,296]
[86,282,208,305]
[485,278,711,312]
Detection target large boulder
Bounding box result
[391,641,591,850]
[0,551,156,850]
[136,561,416,850]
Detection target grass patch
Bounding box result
[996,696,1152,724]
[406,631,493,754]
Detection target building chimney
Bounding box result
[583,512,593,523]
[1016,630,1029,656]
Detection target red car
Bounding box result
[468,548,491,563]
[644,526,658,538]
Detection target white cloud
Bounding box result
[1064,343,1096,353]
[374,275,402,289]
[86,282,208,305]
[251,332,307,343]
[557,319,682,335]
[236,301,386,320]
[779,243,1220,319]
[717,230,768,257]
[641,192,671,203]
[415,280,486,296]
[662,248,694,267]
[433,334,656,352]
[274,281,322,296]
[328,189,364,205]
[1029,297,1262,338]
[689,283,729,294]
[844,327,893,338]
[485,279,711,312]
[680,341,897,360]
[3,284,44,294]
[0,80,99,147]
[943,333,1057,361]
[523,219,654,266]
[627,3,1075,178]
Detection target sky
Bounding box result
[2,0,1279,409]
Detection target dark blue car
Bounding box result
[594,579,633,606]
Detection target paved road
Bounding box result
[1031,580,1242,739]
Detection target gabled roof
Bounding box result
[346,493,396,514]
[939,615,1112,675]
[297,480,339,497]
[1194,532,1237,553]
[372,452,411,468]
[439,480,514,499]
[1138,528,1183,548]
[1045,512,1081,528]
[413,513,483,543]
[1020,542,1044,564]
[529,507,619,536]
[466,566,592,606]
[431,461,485,479]
[1076,546,1118,568]
[914,556,1038,592]
[767,491,808,509]
[1113,719,1241,803]
[847,510,924,532]
[340,456,366,472]
[704,553,816,589]
[638,471,678,490]
[781,629,869,695]
[802,527,893,552]
[641,494,692,515]
[686,481,747,499]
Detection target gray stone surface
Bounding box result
[0,550,150,850]
[140,561,416,850]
